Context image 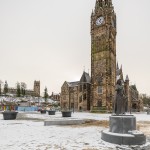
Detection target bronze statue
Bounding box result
[114,79,127,115]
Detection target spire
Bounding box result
[117,62,119,70]
[120,64,122,70]
[95,0,104,9]
[95,0,99,10]
[95,0,112,10]
[98,0,103,7]
[105,0,108,5]
[119,65,124,81]
[120,65,123,74]
[102,0,105,7]
[95,0,98,9]
[80,71,91,83]
[108,0,112,7]
[91,9,94,16]
[125,75,129,81]
[83,66,85,72]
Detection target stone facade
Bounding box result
[60,0,143,112]
[91,0,116,111]
[78,72,91,111]
[61,72,91,111]
[49,92,60,101]
[117,65,143,112]
[129,85,142,112]
[61,81,79,111]
[34,81,40,97]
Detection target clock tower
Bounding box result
[91,0,117,111]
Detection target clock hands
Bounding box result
[96,17,104,26]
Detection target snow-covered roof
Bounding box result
[0,96,58,104]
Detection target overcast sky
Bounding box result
[0,0,150,95]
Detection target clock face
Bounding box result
[96,16,104,26]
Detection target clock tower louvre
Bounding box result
[91,0,116,111]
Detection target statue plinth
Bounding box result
[101,115,146,145]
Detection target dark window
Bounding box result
[98,86,103,94]
[97,101,102,107]
[83,93,86,101]
[71,103,74,109]
[80,85,82,92]
[79,106,82,111]
[79,96,82,103]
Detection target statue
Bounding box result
[103,78,146,145]
[114,79,127,115]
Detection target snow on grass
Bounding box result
[0,112,150,150]
[0,113,115,150]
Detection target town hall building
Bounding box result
[60,0,143,112]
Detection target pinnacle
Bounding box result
[125,75,129,81]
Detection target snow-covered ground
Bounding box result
[0,112,150,150]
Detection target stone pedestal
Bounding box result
[101,115,146,145]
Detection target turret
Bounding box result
[125,75,129,83]
[108,0,112,7]
[95,0,102,11]
[95,0,112,10]
[91,9,94,17]
[125,75,130,93]
[102,0,105,7]
[120,65,124,81]
[124,75,130,112]
[117,62,119,70]
[98,0,103,7]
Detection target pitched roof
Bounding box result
[67,81,79,87]
[80,71,91,83]
[130,85,137,91]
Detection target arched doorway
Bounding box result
[79,106,82,111]
[97,100,102,107]
[132,103,137,112]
